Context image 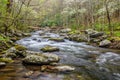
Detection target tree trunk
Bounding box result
[105,0,113,35]
[7,0,13,13]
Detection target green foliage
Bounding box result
[40,14,63,27]
[0,35,9,41]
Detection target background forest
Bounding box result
[0,0,120,36]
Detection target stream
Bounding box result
[0,30,120,80]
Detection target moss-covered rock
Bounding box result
[66,34,87,42]
[5,46,27,58]
[41,46,59,52]
[49,38,64,42]
[0,58,14,63]
[14,45,27,51]
[15,51,27,57]
[5,52,17,58]
[99,39,111,47]
[23,53,60,65]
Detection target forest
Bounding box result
[0,0,120,80]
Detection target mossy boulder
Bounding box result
[99,40,111,47]
[41,46,59,52]
[14,45,27,51]
[66,34,87,42]
[5,45,27,58]
[0,58,14,63]
[5,52,17,58]
[49,38,64,42]
[23,53,60,65]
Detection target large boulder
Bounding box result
[41,46,59,52]
[66,34,88,42]
[90,32,104,38]
[5,45,27,58]
[22,53,60,65]
[85,29,104,38]
[99,40,111,47]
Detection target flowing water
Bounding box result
[0,30,120,80]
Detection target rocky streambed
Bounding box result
[0,28,120,80]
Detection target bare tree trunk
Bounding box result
[105,0,113,35]
[4,0,13,35]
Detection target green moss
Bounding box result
[49,38,64,42]
[68,30,81,35]
[41,46,59,52]
[15,45,27,51]
[0,58,14,63]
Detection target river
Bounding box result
[0,30,120,80]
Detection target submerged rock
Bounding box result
[53,65,75,72]
[99,40,111,47]
[41,46,59,52]
[49,38,64,42]
[41,65,75,72]
[23,53,60,65]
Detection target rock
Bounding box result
[15,33,22,37]
[90,32,104,38]
[22,53,60,65]
[99,40,111,47]
[61,28,71,33]
[66,34,87,42]
[15,51,27,57]
[40,65,75,72]
[49,38,64,42]
[0,62,6,67]
[85,29,98,35]
[23,55,47,65]
[22,33,31,37]
[43,53,60,62]
[0,58,14,63]
[14,45,27,51]
[6,46,27,58]
[11,37,20,42]
[24,71,34,78]
[41,46,59,52]
[90,38,101,43]
[6,47,16,53]
[5,52,17,58]
[53,65,75,72]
